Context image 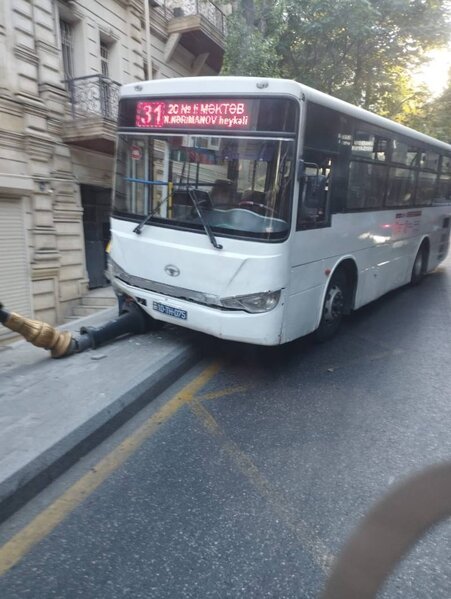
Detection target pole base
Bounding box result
[0,308,73,358]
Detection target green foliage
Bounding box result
[405,71,451,142]
[222,0,451,124]
[220,1,284,77]
[280,0,450,113]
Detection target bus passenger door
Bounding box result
[282,153,337,342]
[297,158,331,230]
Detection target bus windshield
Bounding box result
[113,134,295,241]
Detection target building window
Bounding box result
[60,19,74,80]
[100,41,110,78]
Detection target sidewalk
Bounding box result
[0,308,200,523]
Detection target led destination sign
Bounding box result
[135,100,253,130]
[119,97,298,133]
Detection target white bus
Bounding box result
[109,77,451,345]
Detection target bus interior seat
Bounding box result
[171,189,212,218]
[171,190,191,219]
[172,190,191,206]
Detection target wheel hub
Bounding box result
[324,286,344,323]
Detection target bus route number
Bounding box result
[135,100,252,130]
[136,102,166,128]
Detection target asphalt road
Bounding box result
[0,256,450,598]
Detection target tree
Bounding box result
[221,0,284,77]
[222,1,451,118]
[280,0,450,113]
[430,78,451,142]
[279,0,379,101]
[406,70,451,142]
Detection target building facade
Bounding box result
[0,0,228,342]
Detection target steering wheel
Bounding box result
[238,201,276,216]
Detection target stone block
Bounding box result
[33,290,55,311]
[34,307,56,325]
[0,158,28,177]
[18,74,39,96]
[33,231,57,251]
[24,112,47,132]
[35,25,55,46]
[33,194,53,211]
[60,249,83,267]
[59,280,81,302]
[33,278,54,295]
[55,221,82,236]
[13,12,34,36]
[34,211,54,227]
[33,0,53,13]
[57,235,82,251]
[59,264,84,282]
[13,0,33,18]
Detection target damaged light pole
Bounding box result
[0,299,156,358]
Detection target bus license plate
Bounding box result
[153,302,187,321]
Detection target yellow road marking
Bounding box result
[1,366,332,579]
[197,385,249,402]
[0,361,221,577]
[190,397,335,574]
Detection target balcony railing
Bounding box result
[64,74,121,121]
[153,0,227,36]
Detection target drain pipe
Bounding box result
[0,300,154,358]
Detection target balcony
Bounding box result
[154,1,228,72]
[62,75,121,154]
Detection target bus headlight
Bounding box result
[220,290,281,313]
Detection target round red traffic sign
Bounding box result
[130,145,142,160]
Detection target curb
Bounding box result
[0,343,200,524]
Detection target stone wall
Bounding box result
[0,0,224,330]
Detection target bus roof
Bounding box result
[120,76,451,151]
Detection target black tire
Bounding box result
[314,270,348,342]
[411,244,427,285]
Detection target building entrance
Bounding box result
[81,185,111,289]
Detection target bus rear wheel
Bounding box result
[314,271,348,342]
[411,244,428,285]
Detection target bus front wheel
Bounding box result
[314,271,348,342]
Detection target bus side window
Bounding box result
[297,160,331,229]
[298,101,345,229]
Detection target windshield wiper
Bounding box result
[133,183,222,249]
[133,194,169,235]
[188,190,223,250]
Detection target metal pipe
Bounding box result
[78,301,152,349]
[144,0,153,79]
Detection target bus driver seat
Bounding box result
[210,179,234,208]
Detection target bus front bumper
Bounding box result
[112,277,285,346]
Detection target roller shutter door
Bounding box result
[0,199,32,342]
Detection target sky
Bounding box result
[412,1,451,96]
[413,46,451,96]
